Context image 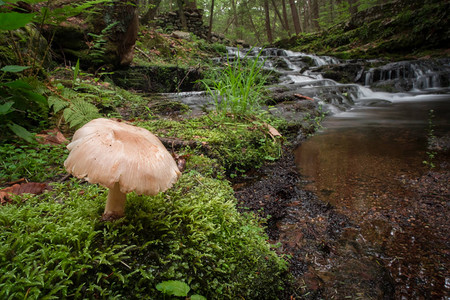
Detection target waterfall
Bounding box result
[363,59,450,90]
[168,47,450,116]
[225,47,450,113]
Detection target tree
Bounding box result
[141,0,162,25]
[176,0,187,29]
[271,0,290,34]
[263,0,273,43]
[208,0,214,40]
[289,0,302,34]
[281,0,291,35]
[99,0,139,67]
[311,0,320,30]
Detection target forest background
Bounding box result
[142,0,435,45]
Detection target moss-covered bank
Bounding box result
[273,0,450,60]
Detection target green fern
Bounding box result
[48,95,69,113]
[48,92,101,129]
[63,98,100,128]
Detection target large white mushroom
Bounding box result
[64,118,181,220]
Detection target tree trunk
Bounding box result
[303,0,311,32]
[141,0,162,25]
[101,0,139,67]
[297,0,304,32]
[177,0,187,30]
[281,0,291,35]
[289,0,301,34]
[271,0,289,33]
[208,0,214,41]
[231,0,240,39]
[244,2,262,44]
[264,0,273,43]
[311,0,320,30]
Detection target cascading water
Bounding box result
[363,59,450,91]
[271,48,450,298]
[224,47,450,113]
[168,47,449,116]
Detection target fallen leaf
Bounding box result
[36,128,68,145]
[265,123,282,137]
[0,182,49,204]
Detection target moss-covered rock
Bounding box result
[111,65,203,93]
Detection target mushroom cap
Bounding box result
[64,118,181,195]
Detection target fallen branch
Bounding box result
[158,136,209,151]
[294,93,315,101]
[135,47,152,61]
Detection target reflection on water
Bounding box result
[295,95,450,298]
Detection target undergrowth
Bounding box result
[0,169,288,299]
[201,48,269,116]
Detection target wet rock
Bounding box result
[317,63,365,84]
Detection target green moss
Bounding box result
[0,142,68,184]
[137,114,283,176]
[0,170,288,299]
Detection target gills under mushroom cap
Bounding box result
[64,118,181,195]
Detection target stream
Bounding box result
[295,94,450,299]
[166,47,450,298]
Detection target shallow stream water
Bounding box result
[295,94,450,298]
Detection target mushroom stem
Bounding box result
[102,182,127,220]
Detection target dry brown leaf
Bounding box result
[265,123,282,138]
[36,128,68,145]
[0,182,49,204]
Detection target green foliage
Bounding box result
[0,171,288,299]
[277,1,449,59]
[0,74,49,141]
[0,65,31,73]
[0,12,35,31]
[0,181,108,299]
[48,85,101,129]
[303,103,328,136]
[201,48,270,117]
[156,280,190,297]
[156,280,207,299]
[0,141,67,184]
[87,21,118,64]
[318,1,350,29]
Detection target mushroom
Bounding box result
[64,118,181,220]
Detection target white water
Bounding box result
[170,47,450,116]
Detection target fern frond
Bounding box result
[63,98,101,128]
[48,95,69,113]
